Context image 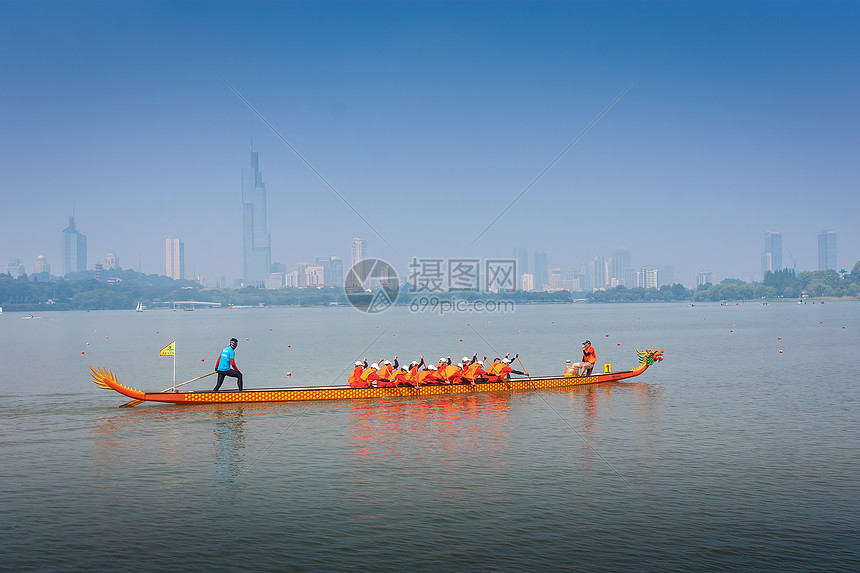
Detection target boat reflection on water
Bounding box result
[213,406,246,485]
[347,392,512,455]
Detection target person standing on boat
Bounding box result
[576,340,597,377]
[213,338,243,391]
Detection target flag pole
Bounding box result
[172,341,177,392]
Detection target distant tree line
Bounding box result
[2,261,859,311]
[588,262,860,303]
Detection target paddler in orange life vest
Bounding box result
[348,360,367,388]
[416,363,441,386]
[485,356,525,382]
[455,356,474,384]
[376,358,400,388]
[436,357,459,385]
[406,357,425,385]
[391,366,414,387]
[461,354,487,385]
[362,362,387,387]
[377,357,398,381]
[577,340,597,377]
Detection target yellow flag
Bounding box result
[159,341,175,357]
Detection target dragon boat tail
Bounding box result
[91,349,664,407]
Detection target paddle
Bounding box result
[119,371,217,408]
[516,354,537,390]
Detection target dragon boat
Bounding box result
[92,348,663,407]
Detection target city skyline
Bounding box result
[1,3,858,285]
[3,218,851,291]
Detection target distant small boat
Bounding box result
[136,302,144,312]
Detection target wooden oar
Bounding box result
[119,371,217,408]
[516,354,537,391]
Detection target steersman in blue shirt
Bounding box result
[213,338,243,391]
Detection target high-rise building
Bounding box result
[242,150,272,286]
[593,256,608,289]
[33,254,50,276]
[6,258,25,278]
[520,273,535,292]
[62,216,87,276]
[534,252,548,290]
[636,267,659,289]
[515,247,528,273]
[329,256,344,286]
[265,273,285,290]
[104,252,120,270]
[762,231,783,275]
[611,248,631,282]
[818,230,837,270]
[305,266,325,286]
[352,238,367,269]
[296,263,308,287]
[165,237,185,280]
[697,271,714,287]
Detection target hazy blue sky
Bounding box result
[2,1,858,286]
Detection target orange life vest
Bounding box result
[378,364,393,380]
[583,345,596,365]
[348,366,364,385]
[442,364,462,383]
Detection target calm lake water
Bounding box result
[1,302,857,571]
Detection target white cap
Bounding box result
[462,356,469,362]
[478,361,485,367]
[502,358,511,363]
[355,361,363,366]
[370,363,379,369]
[439,358,446,363]
[428,364,437,370]
[566,360,571,363]
[411,361,418,366]
[383,360,391,365]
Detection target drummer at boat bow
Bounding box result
[213,338,243,391]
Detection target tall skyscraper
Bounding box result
[352,238,367,269]
[165,237,185,280]
[762,231,783,275]
[818,230,837,271]
[534,252,548,291]
[242,150,272,286]
[515,247,528,290]
[62,216,87,276]
[611,248,631,283]
[593,256,608,289]
[330,257,344,286]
